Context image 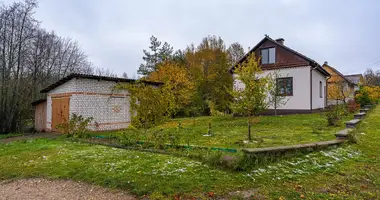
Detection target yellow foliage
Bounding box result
[355,86,380,105]
[364,86,380,102]
[148,61,195,112]
[327,81,354,102]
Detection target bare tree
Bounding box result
[94,67,117,77]
[364,68,380,86]
[227,42,245,66]
[0,0,101,133]
[267,70,290,116]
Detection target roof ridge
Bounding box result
[40,73,163,93]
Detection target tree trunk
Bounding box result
[274,97,277,116]
[248,117,252,141]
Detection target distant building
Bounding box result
[344,74,363,91]
[322,62,357,105]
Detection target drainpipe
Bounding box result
[310,65,317,113]
[325,75,332,108]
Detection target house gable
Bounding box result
[230,35,330,77]
[322,63,354,86]
[251,39,309,69]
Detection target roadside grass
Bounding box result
[0,132,23,140]
[96,113,352,149]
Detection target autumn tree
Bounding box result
[148,61,195,115]
[267,70,290,115]
[227,42,245,66]
[328,81,353,104]
[230,53,269,141]
[184,36,233,115]
[116,81,173,132]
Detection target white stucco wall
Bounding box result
[46,78,131,131]
[233,66,312,110]
[311,69,327,109]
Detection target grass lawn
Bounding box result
[0,133,23,140]
[0,108,379,199]
[98,113,353,149]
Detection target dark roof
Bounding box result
[40,73,163,93]
[322,64,355,85]
[344,74,362,85]
[31,98,47,106]
[230,35,330,76]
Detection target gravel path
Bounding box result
[0,179,136,200]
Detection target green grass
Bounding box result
[252,106,380,199]
[0,139,252,197]
[99,113,352,149]
[1,108,379,199]
[0,133,23,140]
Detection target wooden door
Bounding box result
[51,97,70,132]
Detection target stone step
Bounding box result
[364,105,372,109]
[335,129,351,139]
[354,112,366,119]
[242,140,345,154]
[360,108,370,113]
[346,119,361,128]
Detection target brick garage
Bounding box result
[34,73,161,132]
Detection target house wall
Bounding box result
[323,66,355,106]
[233,66,312,110]
[70,79,130,131]
[46,78,131,131]
[311,69,327,109]
[34,101,47,132]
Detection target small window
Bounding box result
[276,77,293,96]
[261,47,276,64]
[319,81,323,98]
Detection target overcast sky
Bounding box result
[23,0,380,77]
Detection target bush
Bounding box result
[325,105,344,126]
[348,130,359,144]
[355,87,371,106]
[347,99,360,113]
[119,125,141,146]
[56,114,93,138]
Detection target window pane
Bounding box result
[261,49,268,64]
[276,79,283,94]
[269,48,276,64]
[286,78,293,95]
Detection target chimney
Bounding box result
[275,38,285,45]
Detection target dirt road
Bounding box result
[0,179,136,200]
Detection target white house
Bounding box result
[230,35,330,114]
[32,73,161,132]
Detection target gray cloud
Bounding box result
[13,0,380,76]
